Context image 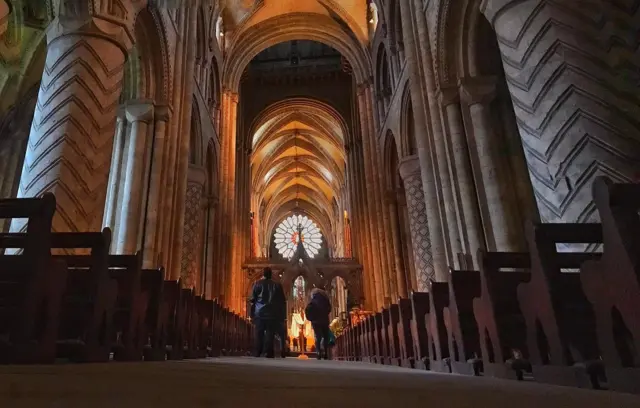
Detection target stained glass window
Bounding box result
[274,214,322,259]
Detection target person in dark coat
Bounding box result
[305,287,332,360]
[250,267,286,358]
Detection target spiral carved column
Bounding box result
[482,0,640,224]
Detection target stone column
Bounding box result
[115,101,154,254]
[103,110,126,233]
[12,10,141,233]
[180,166,206,290]
[398,155,434,292]
[481,0,640,224]
[460,77,521,252]
[399,0,448,280]
[0,0,9,38]
[438,87,485,268]
[357,85,387,309]
[387,193,408,299]
[142,106,170,268]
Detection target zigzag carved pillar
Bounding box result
[399,155,435,292]
[13,13,139,233]
[482,0,640,224]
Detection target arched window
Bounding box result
[368,2,379,36]
[216,17,225,48]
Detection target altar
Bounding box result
[289,312,315,351]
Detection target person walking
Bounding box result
[250,267,287,358]
[305,287,332,360]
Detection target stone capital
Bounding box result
[437,85,460,106]
[125,100,154,123]
[46,12,140,53]
[398,154,422,181]
[154,104,172,122]
[458,76,498,106]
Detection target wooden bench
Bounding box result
[518,221,603,388]
[140,268,169,361]
[108,252,148,361]
[383,304,401,366]
[397,298,415,368]
[359,316,372,363]
[210,300,223,357]
[372,312,385,364]
[0,194,67,364]
[49,229,118,362]
[351,322,361,361]
[443,268,482,375]
[410,292,430,370]
[581,176,640,394]
[427,282,450,373]
[473,249,531,380]
[164,279,187,360]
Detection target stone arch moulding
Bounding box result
[398,81,416,158]
[382,129,400,194]
[122,7,171,103]
[222,13,372,92]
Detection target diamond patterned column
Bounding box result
[180,169,205,290]
[399,155,434,291]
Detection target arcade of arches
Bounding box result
[0,0,639,343]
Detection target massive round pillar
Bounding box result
[482,0,640,224]
[12,12,138,233]
[399,155,435,291]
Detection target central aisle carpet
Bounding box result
[0,357,638,407]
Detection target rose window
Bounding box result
[274,214,322,259]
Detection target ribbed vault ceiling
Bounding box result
[251,99,347,250]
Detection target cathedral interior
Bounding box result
[0,0,639,406]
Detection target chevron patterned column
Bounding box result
[399,155,435,292]
[481,0,640,224]
[12,14,138,233]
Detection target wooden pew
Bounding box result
[0,194,67,364]
[210,300,223,357]
[410,292,430,370]
[473,249,531,380]
[359,316,372,363]
[443,268,482,375]
[108,253,148,361]
[141,268,170,361]
[518,222,603,388]
[351,323,361,361]
[427,282,450,373]
[372,312,385,364]
[49,229,118,362]
[581,177,640,394]
[164,279,186,360]
[397,298,415,368]
[197,297,214,357]
[180,288,197,359]
[383,304,401,366]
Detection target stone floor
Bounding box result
[1,358,639,407]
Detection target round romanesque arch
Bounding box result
[222,13,372,92]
